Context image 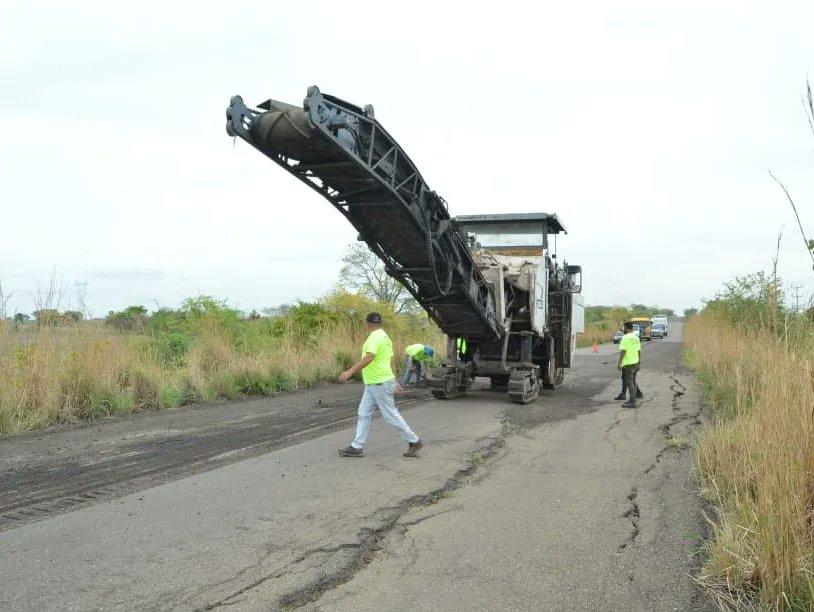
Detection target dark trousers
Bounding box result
[619,371,643,399]
[621,364,639,406]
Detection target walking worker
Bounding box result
[337,312,423,458]
[617,321,642,408]
[403,343,435,386]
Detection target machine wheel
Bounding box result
[541,337,559,390]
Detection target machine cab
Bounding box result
[455,213,572,336]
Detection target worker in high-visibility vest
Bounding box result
[338,312,422,458]
[617,321,642,409]
[456,337,468,360]
[403,343,435,386]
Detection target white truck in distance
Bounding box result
[651,314,668,338]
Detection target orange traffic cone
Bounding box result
[592,342,599,354]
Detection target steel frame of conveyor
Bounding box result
[227,88,502,342]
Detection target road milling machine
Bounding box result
[226,86,584,403]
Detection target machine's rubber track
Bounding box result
[429,367,467,400]
[508,368,540,404]
[431,388,462,400]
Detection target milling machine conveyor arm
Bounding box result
[226,86,502,341]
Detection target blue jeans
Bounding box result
[351,379,420,449]
[403,356,422,385]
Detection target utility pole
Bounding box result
[791,284,803,312]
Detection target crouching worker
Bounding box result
[403,343,435,386]
[338,312,423,458]
[617,321,642,409]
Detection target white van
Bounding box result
[651,314,668,336]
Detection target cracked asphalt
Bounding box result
[0,321,712,611]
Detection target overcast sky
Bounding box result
[2,1,814,316]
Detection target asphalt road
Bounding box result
[0,383,431,532]
[0,322,712,611]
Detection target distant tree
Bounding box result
[683,308,698,318]
[61,310,83,324]
[106,306,149,332]
[338,243,417,313]
[33,309,60,327]
[262,304,291,318]
[704,271,784,331]
[179,296,241,324]
[13,313,29,324]
[248,310,261,320]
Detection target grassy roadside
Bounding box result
[0,293,442,435]
[685,312,814,608]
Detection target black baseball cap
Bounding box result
[366,312,382,324]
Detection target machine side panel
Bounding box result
[571,293,585,334]
[533,263,548,335]
[480,265,505,324]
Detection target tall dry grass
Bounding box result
[0,319,443,435]
[576,322,617,348]
[686,314,814,608]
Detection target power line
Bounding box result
[791,284,803,312]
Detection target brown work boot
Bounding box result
[403,439,423,458]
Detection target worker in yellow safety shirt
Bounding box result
[617,321,642,409]
[337,312,423,458]
[615,326,644,402]
[403,343,435,386]
[456,337,468,360]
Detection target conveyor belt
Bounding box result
[226,87,502,341]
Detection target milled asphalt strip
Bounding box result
[0,397,423,532]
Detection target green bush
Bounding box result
[202,373,239,401]
[60,363,132,421]
[159,384,184,408]
[158,379,198,408]
[233,370,276,395]
[150,331,190,366]
[333,350,353,370]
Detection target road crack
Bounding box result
[619,488,640,550]
[617,374,701,552]
[399,507,455,528]
[202,431,508,611]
